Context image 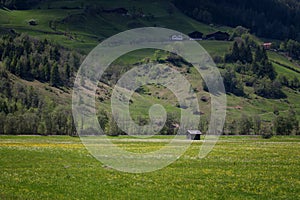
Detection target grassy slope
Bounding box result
[0,0,300,123]
[0,0,218,53]
[0,136,299,199]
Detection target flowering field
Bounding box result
[0,136,299,199]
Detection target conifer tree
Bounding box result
[50,63,61,87]
[231,41,240,61]
[245,45,253,63]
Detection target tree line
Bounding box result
[223,109,299,136]
[95,108,299,137]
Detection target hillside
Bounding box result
[174,0,300,41]
[0,0,226,53]
[0,0,299,136]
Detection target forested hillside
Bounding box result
[0,0,44,10]
[0,34,82,86]
[174,0,300,41]
[0,34,83,135]
[0,0,299,136]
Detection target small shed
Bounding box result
[186,130,202,140]
[171,34,183,41]
[263,43,272,50]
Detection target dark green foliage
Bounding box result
[251,61,276,81]
[0,0,43,10]
[278,75,289,87]
[0,70,75,136]
[253,115,262,135]
[290,76,300,89]
[0,112,5,134]
[261,125,274,139]
[50,63,61,87]
[224,41,282,99]
[250,46,277,80]
[230,26,250,40]
[97,109,109,133]
[0,34,82,87]
[231,42,240,62]
[174,0,300,41]
[165,53,192,68]
[191,8,212,24]
[238,114,253,135]
[108,116,123,136]
[280,39,300,60]
[161,112,179,135]
[222,67,244,96]
[225,40,253,64]
[198,117,208,134]
[0,68,11,97]
[227,120,238,135]
[278,75,300,90]
[254,46,268,63]
[274,109,299,135]
[0,100,9,114]
[254,78,286,99]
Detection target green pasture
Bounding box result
[0,0,223,53]
[199,40,232,57]
[0,136,299,199]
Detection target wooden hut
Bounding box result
[206,31,229,41]
[188,31,203,40]
[186,130,202,140]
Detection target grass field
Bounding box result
[0,136,299,199]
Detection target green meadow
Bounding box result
[0,136,299,199]
[1,0,300,199]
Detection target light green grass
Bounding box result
[273,63,300,80]
[0,136,299,199]
[200,40,232,57]
[268,51,300,74]
[0,0,231,53]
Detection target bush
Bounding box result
[261,125,273,139]
[261,132,273,139]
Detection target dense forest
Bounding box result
[0,0,44,9]
[0,34,82,135]
[174,0,300,41]
[0,34,82,86]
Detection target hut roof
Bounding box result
[187,130,202,135]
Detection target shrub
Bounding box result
[261,125,273,139]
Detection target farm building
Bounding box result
[263,43,272,49]
[171,34,184,41]
[188,31,203,40]
[186,130,202,140]
[28,19,38,26]
[206,31,230,41]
